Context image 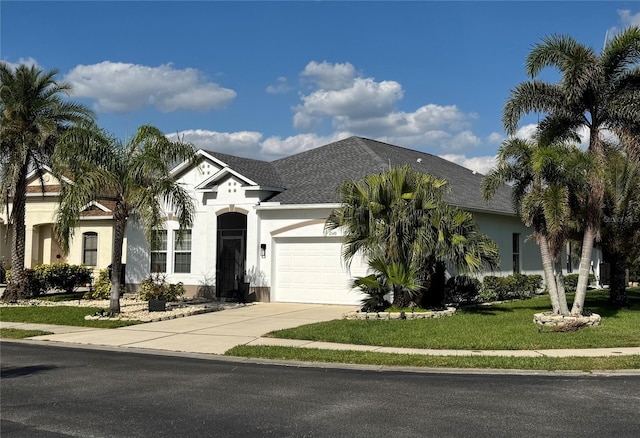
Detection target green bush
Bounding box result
[83,268,112,299]
[139,273,185,302]
[25,268,48,297]
[480,274,543,303]
[33,264,92,294]
[352,274,391,312]
[6,265,89,297]
[564,273,597,292]
[445,276,481,305]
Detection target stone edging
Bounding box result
[344,307,456,320]
[84,304,227,322]
[533,312,601,328]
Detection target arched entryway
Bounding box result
[216,212,247,298]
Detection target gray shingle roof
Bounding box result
[199,137,514,214]
[202,150,284,188]
[270,137,514,214]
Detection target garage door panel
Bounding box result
[274,237,367,305]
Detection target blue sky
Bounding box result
[2,1,639,173]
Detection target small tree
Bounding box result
[327,165,498,308]
[53,124,196,313]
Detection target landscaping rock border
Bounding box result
[533,312,601,329]
[344,307,456,320]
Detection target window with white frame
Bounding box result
[150,230,167,273]
[173,230,192,273]
[82,232,98,266]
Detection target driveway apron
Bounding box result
[27,303,357,355]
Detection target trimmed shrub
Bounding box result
[139,273,185,302]
[445,276,481,305]
[479,274,543,302]
[564,273,596,292]
[33,263,92,294]
[84,268,112,299]
[24,269,47,297]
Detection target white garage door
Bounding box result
[273,237,368,305]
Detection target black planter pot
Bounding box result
[148,299,166,312]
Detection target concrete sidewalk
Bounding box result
[2,302,639,358]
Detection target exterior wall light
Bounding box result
[260,243,267,258]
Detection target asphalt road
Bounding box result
[1,342,639,438]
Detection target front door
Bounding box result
[217,236,245,297]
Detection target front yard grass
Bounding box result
[0,328,53,339]
[225,345,640,371]
[264,288,640,350]
[0,306,141,328]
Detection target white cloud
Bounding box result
[261,132,352,156]
[266,76,292,94]
[618,9,640,26]
[65,61,236,113]
[294,77,403,130]
[487,132,505,144]
[166,130,262,155]
[2,57,39,70]
[165,129,353,159]
[292,61,482,153]
[515,123,538,140]
[438,154,498,175]
[301,61,356,90]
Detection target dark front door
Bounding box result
[218,236,244,296]
[216,212,248,298]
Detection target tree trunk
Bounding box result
[607,251,629,307]
[391,284,406,308]
[538,235,561,314]
[109,209,127,313]
[571,225,596,316]
[553,258,570,315]
[4,168,28,301]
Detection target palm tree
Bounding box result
[600,147,640,306]
[483,138,589,315]
[503,27,640,315]
[53,124,196,312]
[327,165,499,308]
[0,63,94,299]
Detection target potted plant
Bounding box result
[139,273,185,312]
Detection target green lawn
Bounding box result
[0,306,140,328]
[225,345,640,371]
[0,328,53,339]
[264,289,640,350]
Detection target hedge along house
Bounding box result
[0,166,123,280]
[124,136,602,305]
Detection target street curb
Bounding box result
[3,339,639,377]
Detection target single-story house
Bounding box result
[125,136,600,305]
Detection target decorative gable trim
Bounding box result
[80,200,112,213]
[195,166,257,190]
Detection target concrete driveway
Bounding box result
[27,303,357,355]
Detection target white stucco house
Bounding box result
[125,136,590,305]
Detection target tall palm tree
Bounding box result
[483,138,589,315]
[503,27,640,315]
[53,124,196,312]
[600,147,640,306]
[327,165,499,308]
[0,63,94,299]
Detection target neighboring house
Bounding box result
[126,136,600,305]
[0,167,121,279]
